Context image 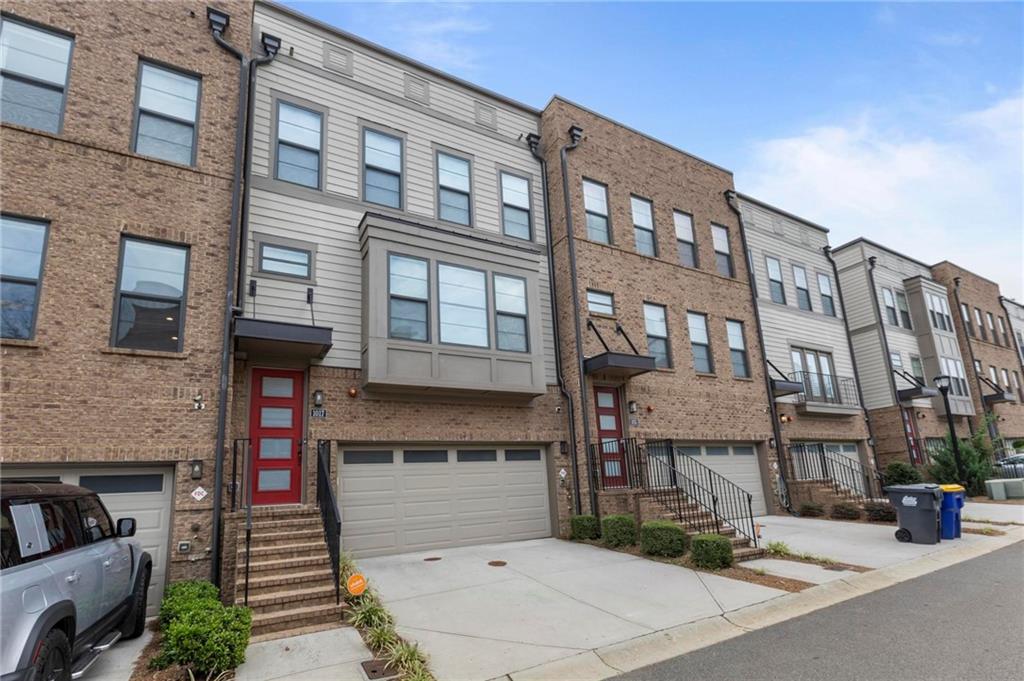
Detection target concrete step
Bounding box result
[733,546,766,563]
[248,505,320,520]
[249,620,347,645]
[250,603,347,638]
[244,584,341,615]
[241,554,332,576]
[239,541,328,560]
[242,568,338,596]
[249,517,323,532]
[249,528,325,546]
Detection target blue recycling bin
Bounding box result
[939,484,965,539]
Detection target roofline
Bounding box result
[1003,296,1024,311]
[734,193,829,234]
[544,95,733,176]
[256,0,540,116]
[930,260,1003,289]
[831,237,932,270]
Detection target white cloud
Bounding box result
[738,96,1024,299]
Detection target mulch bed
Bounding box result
[962,527,1006,537]
[766,553,872,573]
[128,624,188,681]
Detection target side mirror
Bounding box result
[116,518,136,538]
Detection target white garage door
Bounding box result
[4,466,173,618]
[671,444,768,516]
[339,445,552,557]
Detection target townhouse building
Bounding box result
[930,262,1024,451]
[736,196,875,507]
[538,98,777,556]
[1,0,251,617]
[832,240,973,469]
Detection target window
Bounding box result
[974,359,982,375]
[113,237,188,352]
[882,288,898,326]
[388,254,428,341]
[0,18,72,133]
[437,151,471,225]
[726,319,749,378]
[791,347,837,401]
[895,291,912,329]
[494,274,527,352]
[3,499,81,566]
[133,62,200,166]
[631,196,656,257]
[275,101,322,189]
[363,128,402,208]
[997,317,1009,346]
[343,450,393,464]
[257,240,312,281]
[793,265,812,311]
[687,311,713,373]
[1018,332,1024,362]
[76,496,113,543]
[938,296,952,331]
[889,351,902,371]
[712,224,733,277]
[1001,368,1010,389]
[1,215,47,339]
[941,358,967,396]
[766,257,786,304]
[975,308,987,340]
[1012,371,1022,401]
[989,365,998,385]
[403,450,448,463]
[927,294,950,331]
[500,172,531,240]
[438,263,487,347]
[582,179,610,243]
[960,303,974,337]
[986,313,997,344]
[644,303,670,368]
[818,273,836,317]
[673,211,697,267]
[457,449,497,462]
[586,290,614,316]
[910,355,925,384]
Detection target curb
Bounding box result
[501,528,1024,681]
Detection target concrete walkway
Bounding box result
[85,629,152,681]
[359,538,785,681]
[234,627,373,681]
[962,501,1024,524]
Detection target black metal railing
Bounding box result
[785,444,885,501]
[588,437,647,490]
[316,440,342,605]
[910,438,946,464]
[230,438,256,605]
[790,371,859,407]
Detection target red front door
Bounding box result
[594,387,627,488]
[250,368,304,505]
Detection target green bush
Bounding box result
[159,580,220,628]
[164,605,252,674]
[639,520,689,557]
[863,501,897,523]
[690,534,733,569]
[798,502,824,518]
[926,419,997,496]
[830,502,861,520]
[601,514,637,547]
[570,515,601,540]
[884,461,923,486]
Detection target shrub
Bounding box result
[798,502,824,518]
[159,580,221,629]
[349,596,392,629]
[639,520,689,557]
[570,515,601,541]
[926,419,997,496]
[765,540,791,556]
[601,514,637,547]
[884,461,923,486]
[365,624,398,653]
[830,503,862,520]
[164,605,251,674]
[863,501,897,523]
[690,534,733,569]
[386,639,427,673]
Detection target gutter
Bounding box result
[725,191,791,513]
[824,246,880,472]
[527,133,582,515]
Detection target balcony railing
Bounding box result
[791,371,859,407]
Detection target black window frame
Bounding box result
[0,213,49,340]
[111,235,190,353]
[493,273,529,353]
[895,290,912,329]
[960,303,974,337]
[766,256,786,304]
[499,170,532,241]
[0,15,75,134]
[582,178,611,244]
[131,59,202,168]
[712,224,734,278]
[817,272,836,317]
[387,252,430,343]
[643,301,671,369]
[792,264,812,311]
[256,240,314,282]
[882,288,898,326]
[436,148,473,227]
[274,99,324,190]
[687,310,714,374]
[673,210,698,268]
[630,195,657,257]
[586,289,615,316]
[726,318,750,378]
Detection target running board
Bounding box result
[70,630,122,680]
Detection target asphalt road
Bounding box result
[615,542,1024,681]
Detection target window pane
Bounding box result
[261,244,310,278]
[496,313,527,351]
[365,167,401,207]
[712,224,729,252]
[457,450,498,462]
[817,274,832,295]
[793,266,808,289]
[731,349,749,377]
[587,290,614,315]
[438,187,470,225]
[258,438,292,459]
[677,241,696,268]
[343,450,394,464]
[439,264,487,346]
[648,337,668,368]
[673,212,694,241]
[692,343,711,373]
[0,75,63,132]
[260,407,292,428]
[437,153,470,192]
[257,470,291,491]
[716,252,733,277]
[404,450,448,463]
[630,197,653,229]
[634,227,656,256]
[582,180,607,214]
[364,130,402,172]
[687,312,708,344]
[506,449,541,461]
[278,102,321,149]
[120,240,187,297]
[76,497,113,542]
[726,320,745,350]
[389,298,427,341]
[261,376,293,398]
[0,20,71,86]
[494,275,526,314]
[79,474,163,494]
[1,280,37,339]
[766,257,782,280]
[389,255,427,299]
[586,213,609,243]
[644,303,667,337]
[135,112,193,165]
[501,173,530,209]
[115,296,180,351]
[502,205,530,239]
[139,63,198,123]
[0,216,46,279]
[277,142,319,188]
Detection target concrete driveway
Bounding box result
[359,538,786,681]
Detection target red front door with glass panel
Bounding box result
[594,387,627,488]
[250,369,304,505]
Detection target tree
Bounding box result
[926,415,998,496]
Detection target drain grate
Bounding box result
[488,560,507,567]
[361,659,399,680]
[423,556,442,562]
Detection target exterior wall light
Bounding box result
[312,389,325,407]
[261,33,282,57]
[206,7,230,34]
[190,460,203,480]
[627,401,638,414]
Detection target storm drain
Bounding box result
[488,560,507,567]
[361,659,399,680]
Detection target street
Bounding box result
[615,541,1024,681]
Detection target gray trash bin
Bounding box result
[884,483,942,544]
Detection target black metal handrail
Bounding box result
[229,438,256,605]
[785,444,885,501]
[790,371,859,406]
[316,440,342,605]
[588,437,646,490]
[230,438,250,512]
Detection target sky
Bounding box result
[283,1,1024,299]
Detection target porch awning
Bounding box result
[583,351,657,378]
[897,385,939,402]
[983,391,1016,406]
[234,317,333,360]
[771,378,805,398]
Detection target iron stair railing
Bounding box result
[786,444,885,502]
[316,439,342,605]
[230,438,255,605]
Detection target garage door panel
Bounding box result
[507,493,547,510]
[403,499,452,518]
[343,502,398,523]
[402,473,451,492]
[343,474,396,493]
[404,526,455,547]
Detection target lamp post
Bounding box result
[933,375,967,485]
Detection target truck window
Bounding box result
[76,495,114,543]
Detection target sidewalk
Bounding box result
[963,501,1024,524]
[234,627,373,681]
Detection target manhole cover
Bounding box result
[423,556,442,562]
[361,659,399,680]
[488,560,507,567]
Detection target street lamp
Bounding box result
[933,375,967,485]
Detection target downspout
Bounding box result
[865,256,909,461]
[953,278,996,441]
[725,191,790,513]
[824,246,880,471]
[527,133,582,515]
[558,124,598,516]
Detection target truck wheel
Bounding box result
[28,628,71,681]
[121,566,150,639]
[895,528,912,543]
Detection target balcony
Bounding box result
[791,371,862,415]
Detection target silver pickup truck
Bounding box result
[1,480,152,681]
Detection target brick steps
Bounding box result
[239,541,328,560]
[249,528,325,546]
[642,494,764,560]
[249,603,347,639]
[245,585,340,614]
[243,568,338,596]
[241,554,333,576]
